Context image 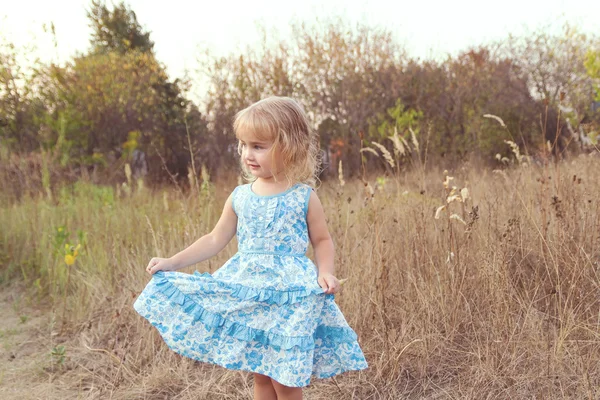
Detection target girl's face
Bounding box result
[238,130,284,180]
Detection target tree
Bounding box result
[394,48,537,162]
[504,24,594,110]
[200,18,408,175]
[68,0,207,183]
[86,0,154,55]
[0,38,44,152]
[503,24,599,153]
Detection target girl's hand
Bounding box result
[318,273,341,294]
[146,257,176,275]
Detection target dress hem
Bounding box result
[153,333,368,387]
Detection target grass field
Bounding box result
[1,154,600,399]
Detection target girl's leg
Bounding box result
[271,379,303,400]
[253,373,277,400]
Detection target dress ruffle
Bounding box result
[263,196,279,232]
[191,270,324,305]
[151,271,358,352]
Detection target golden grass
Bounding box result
[2,155,600,399]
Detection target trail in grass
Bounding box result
[0,284,78,399]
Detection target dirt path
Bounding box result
[0,284,78,400]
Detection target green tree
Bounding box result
[86,0,154,55]
[21,1,209,183]
[37,49,206,181]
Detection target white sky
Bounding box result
[1,0,598,104]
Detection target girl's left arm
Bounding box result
[306,190,340,294]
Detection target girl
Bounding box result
[133,96,368,400]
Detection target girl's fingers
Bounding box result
[319,276,343,294]
[146,258,158,274]
[318,276,348,293]
[150,262,160,274]
[327,278,339,294]
[328,280,336,294]
[318,276,329,292]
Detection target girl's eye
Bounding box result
[254,146,262,150]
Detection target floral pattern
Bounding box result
[133,183,368,387]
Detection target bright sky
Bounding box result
[1,0,598,103]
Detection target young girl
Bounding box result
[133,96,368,399]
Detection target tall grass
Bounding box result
[2,153,600,398]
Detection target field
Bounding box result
[1,155,600,399]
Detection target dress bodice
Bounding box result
[232,183,312,256]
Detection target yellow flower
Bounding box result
[65,243,70,251]
[64,254,76,266]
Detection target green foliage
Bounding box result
[371,99,423,139]
[0,39,42,152]
[52,226,70,257]
[87,0,154,55]
[51,224,86,258]
[122,130,140,160]
[585,50,600,101]
[36,49,199,177]
[50,345,66,366]
[58,181,115,208]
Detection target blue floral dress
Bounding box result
[133,182,368,387]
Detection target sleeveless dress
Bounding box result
[133,182,368,387]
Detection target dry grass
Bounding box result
[2,153,600,399]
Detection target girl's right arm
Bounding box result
[146,192,238,274]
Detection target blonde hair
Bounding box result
[233,96,321,187]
